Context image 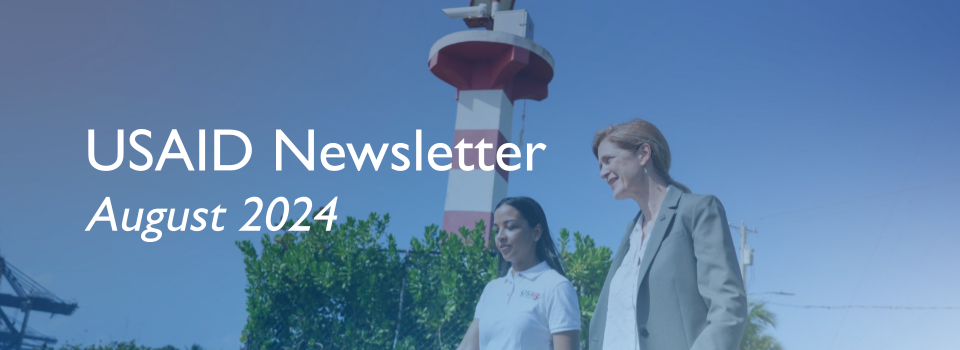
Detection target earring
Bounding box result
[643,167,648,174]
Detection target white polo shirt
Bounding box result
[474,260,581,350]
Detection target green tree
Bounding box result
[739,301,784,350]
[237,214,497,350]
[400,221,497,350]
[49,341,203,350]
[237,213,404,349]
[558,228,613,350]
[237,213,611,350]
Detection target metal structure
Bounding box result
[431,0,554,237]
[0,256,77,349]
[730,221,758,292]
[442,0,517,29]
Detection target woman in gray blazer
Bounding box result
[589,119,747,350]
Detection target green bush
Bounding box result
[46,341,202,350]
[237,213,403,349]
[558,228,613,349]
[399,221,497,350]
[237,214,612,350]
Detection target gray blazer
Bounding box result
[589,186,747,350]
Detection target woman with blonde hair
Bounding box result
[588,119,746,350]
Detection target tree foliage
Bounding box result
[237,213,403,349]
[557,228,613,350]
[45,341,202,350]
[237,214,612,350]
[739,301,784,350]
[399,221,497,350]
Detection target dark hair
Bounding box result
[494,196,566,277]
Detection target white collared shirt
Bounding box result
[604,186,670,350]
[474,260,581,350]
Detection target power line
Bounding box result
[767,301,960,311]
[757,186,960,225]
[759,256,960,281]
[827,55,960,350]
[748,291,795,296]
[748,178,960,222]
[883,283,960,350]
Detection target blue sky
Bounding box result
[2,0,959,349]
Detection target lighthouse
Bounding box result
[429,0,555,236]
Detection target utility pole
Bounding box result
[729,221,758,292]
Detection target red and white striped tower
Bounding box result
[429,1,555,236]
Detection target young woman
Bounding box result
[457,197,581,350]
[589,119,747,350]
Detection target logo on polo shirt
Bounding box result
[519,289,541,301]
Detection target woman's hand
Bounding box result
[456,318,481,350]
[552,330,580,350]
